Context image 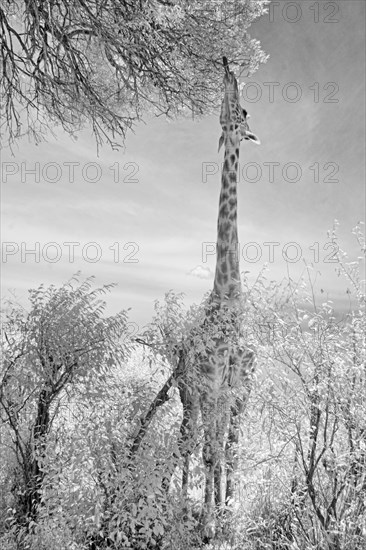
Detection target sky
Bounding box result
[1,0,365,330]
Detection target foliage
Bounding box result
[0,0,269,149]
[0,225,364,549]
[0,274,131,543]
[235,223,366,549]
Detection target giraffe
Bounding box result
[177,57,260,540]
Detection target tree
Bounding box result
[0,275,130,540]
[238,223,366,550]
[0,0,269,148]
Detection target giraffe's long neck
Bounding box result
[213,135,241,302]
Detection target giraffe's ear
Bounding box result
[218,133,225,152]
[245,131,261,145]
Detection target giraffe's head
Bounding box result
[218,57,260,152]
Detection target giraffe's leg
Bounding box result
[225,398,242,505]
[214,396,227,511]
[200,394,216,540]
[225,349,255,505]
[214,430,223,509]
[176,348,200,502]
[178,387,200,502]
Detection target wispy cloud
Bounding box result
[188,265,213,280]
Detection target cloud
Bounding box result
[187,265,213,280]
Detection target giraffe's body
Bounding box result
[177,58,259,539]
